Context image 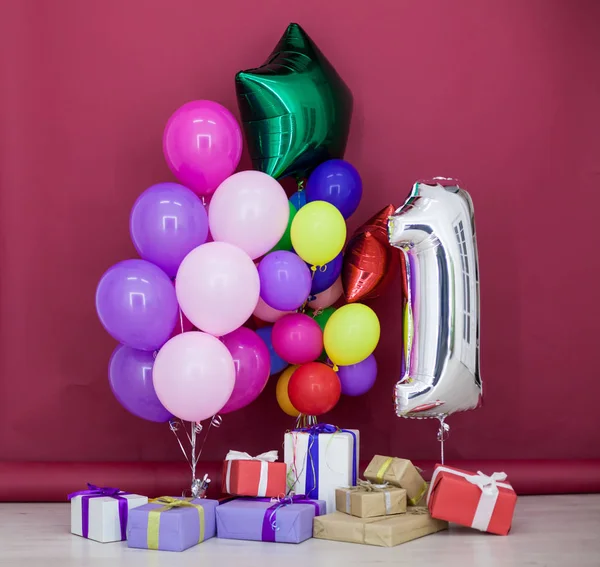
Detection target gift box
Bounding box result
[68,483,147,543]
[216,496,326,544]
[127,496,218,552]
[427,465,517,536]
[363,455,427,506]
[284,424,359,513]
[313,507,448,547]
[222,450,287,498]
[336,481,406,518]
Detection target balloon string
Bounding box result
[436,416,450,465]
[195,414,222,468]
[178,308,185,334]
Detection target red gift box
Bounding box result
[222,450,286,498]
[427,465,517,535]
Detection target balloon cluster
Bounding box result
[95,22,383,426]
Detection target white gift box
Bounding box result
[284,428,359,513]
[70,493,148,543]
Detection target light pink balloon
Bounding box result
[163,101,242,197]
[209,171,289,259]
[308,276,343,309]
[253,296,292,323]
[176,242,260,336]
[153,331,235,422]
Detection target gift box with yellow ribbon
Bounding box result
[127,496,218,552]
[363,456,427,506]
[335,480,407,518]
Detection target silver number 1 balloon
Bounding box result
[388,178,482,428]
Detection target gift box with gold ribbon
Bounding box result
[127,496,218,552]
[363,455,427,506]
[336,480,407,518]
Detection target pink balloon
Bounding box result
[253,296,293,323]
[272,313,323,364]
[209,171,289,259]
[153,331,235,422]
[308,276,343,309]
[220,327,270,414]
[176,242,260,336]
[163,101,242,197]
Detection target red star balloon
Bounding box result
[342,205,398,302]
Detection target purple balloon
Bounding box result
[96,259,178,351]
[338,354,377,396]
[306,159,363,219]
[311,253,343,295]
[130,183,208,278]
[220,327,271,414]
[108,344,173,422]
[258,251,312,311]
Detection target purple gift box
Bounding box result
[216,496,326,544]
[127,497,218,552]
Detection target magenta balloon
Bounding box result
[130,183,208,278]
[272,313,323,364]
[338,354,377,396]
[153,331,235,422]
[96,259,178,351]
[163,101,243,197]
[108,344,173,422]
[258,251,312,311]
[219,327,271,414]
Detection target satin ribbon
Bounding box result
[67,483,130,540]
[146,497,205,550]
[256,495,321,542]
[224,450,279,496]
[427,467,513,532]
[294,424,358,499]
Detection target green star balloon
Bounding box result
[235,23,353,180]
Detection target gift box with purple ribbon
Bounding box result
[216,495,326,544]
[68,483,148,543]
[284,424,359,514]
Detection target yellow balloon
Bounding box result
[324,303,380,366]
[290,201,346,266]
[276,365,300,417]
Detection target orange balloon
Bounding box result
[276,366,300,417]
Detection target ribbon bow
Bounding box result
[225,450,279,462]
[353,479,389,492]
[256,494,321,542]
[67,483,125,499]
[294,423,338,434]
[465,471,508,495]
[149,496,200,511]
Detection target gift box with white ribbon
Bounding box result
[222,450,287,498]
[427,465,517,536]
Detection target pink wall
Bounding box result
[1,0,599,464]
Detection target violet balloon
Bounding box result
[258,251,312,311]
[306,159,362,219]
[220,327,271,414]
[338,354,377,396]
[163,100,243,197]
[130,183,208,278]
[96,259,178,351]
[256,326,288,375]
[272,313,323,364]
[108,345,173,422]
[310,253,343,295]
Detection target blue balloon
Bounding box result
[256,326,288,375]
[289,190,307,211]
[310,253,343,295]
[306,159,362,219]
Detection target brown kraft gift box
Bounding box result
[363,456,427,506]
[313,507,448,547]
[335,485,407,518]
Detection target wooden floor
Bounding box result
[1,495,599,567]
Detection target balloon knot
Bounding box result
[310,265,317,272]
[333,365,339,372]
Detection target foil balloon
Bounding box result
[342,205,396,303]
[388,179,481,420]
[235,23,353,180]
